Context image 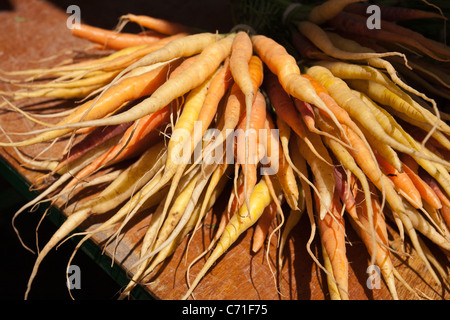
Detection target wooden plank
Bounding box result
[0,0,448,300]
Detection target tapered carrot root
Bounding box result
[343,2,447,21]
[315,190,349,300]
[252,199,278,253]
[347,180,399,300]
[308,0,365,25]
[119,14,194,36]
[71,23,167,50]
[182,178,272,299]
[25,208,91,300]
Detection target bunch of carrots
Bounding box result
[0,0,449,300]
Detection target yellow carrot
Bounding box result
[182,178,272,299]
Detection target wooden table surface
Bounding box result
[1,0,449,300]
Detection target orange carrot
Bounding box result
[374,151,422,209]
[202,55,263,169]
[71,23,168,50]
[315,188,348,300]
[252,199,278,253]
[196,57,233,137]
[252,34,345,138]
[235,91,267,204]
[263,71,307,140]
[121,14,194,35]
[402,162,442,210]
[302,73,374,147]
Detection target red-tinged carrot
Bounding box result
[374,150,422,209]
[293,98,347,149]
[120,13,194,35]
[308,0,365,25]
[315,189,349,300]
[182,178,272,299]
[59,103,171,196]
[55,122,132,173]
[294,98,315,131]
[328,12,450,61]
[422,174,450,209]
[52,100,143,174]
[320,125,377,266]
[334,166,358,220]
[297,20,407,61]
[71,23,168,50]
[441,204,450,230]
[291,30,335,61]
[343,2,447,21]
[355,11,450,59]
[400,153,419,173]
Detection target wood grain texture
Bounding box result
[0,0,448,300]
